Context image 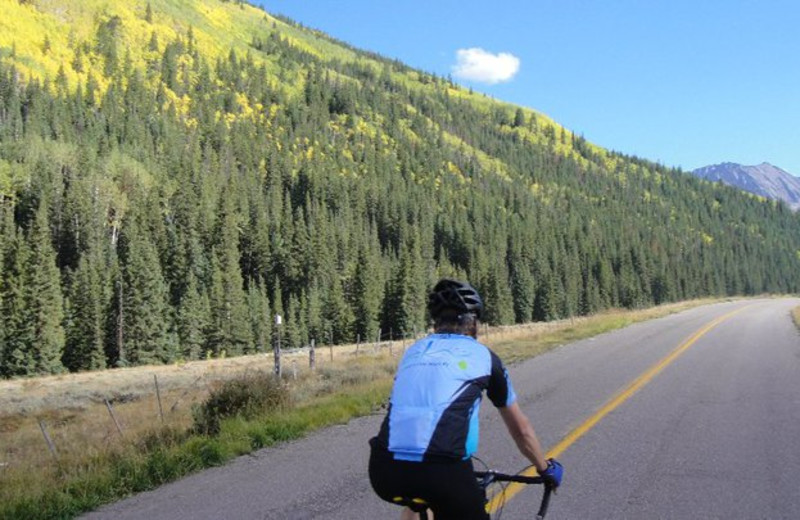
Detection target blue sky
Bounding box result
[259,1,800,175]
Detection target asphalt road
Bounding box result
[82,298,800,520]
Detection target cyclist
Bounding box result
[369,278,563,520]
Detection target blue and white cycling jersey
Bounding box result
[374,333,517,462]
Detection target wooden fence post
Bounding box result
[105,399,124,438]
[38,420,58,459]
[154,374,164,424]
[274,314,283,379]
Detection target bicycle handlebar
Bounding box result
[474,470,554,520]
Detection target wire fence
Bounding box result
[3,318,565,473]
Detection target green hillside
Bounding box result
[1,0,799,376]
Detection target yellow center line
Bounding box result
[487,305,749,513]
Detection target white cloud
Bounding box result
[451,48,520,84]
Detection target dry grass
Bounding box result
[482,298,727,363]
[0,342,397,481]
[0,298,729,516]
[0,340,390,415]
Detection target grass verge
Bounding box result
[1,377,393,520]
[0,298,732,519]
[791,306,800,330]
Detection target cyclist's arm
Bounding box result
[498,402,549,473]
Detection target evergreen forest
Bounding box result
[1,0,799,378]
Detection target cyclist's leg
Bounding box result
[400,507,432,520]
[369,446,479,519]
[370,447,439,519]
[425,459,488,520]
[369,446,420,512]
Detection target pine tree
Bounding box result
[96,16,122,78]
[324,274,354,344]
[484,266,515,325]
[208,250,251,356]
[382,229,426,337]
[509,244,536,323]
[26,200,66,374]
[175,269,209,360]
[1,225,34,376]
[285,293,304,349]
[352,245,382,343]
[63,246,108,371]
[119,213,172,366]
[562,247,582,319]
[207,185,253,356]
[247,278,271,354]
[513,108,525,128]
[532,250,560,322]
[272,276,285,351]
[303,281,324,345]
[0,199,10,367]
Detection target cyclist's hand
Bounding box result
[540,458,563,488]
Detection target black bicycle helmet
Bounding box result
[428,278,484,320]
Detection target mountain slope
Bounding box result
[1,0,800,377]
[693,162,800,210]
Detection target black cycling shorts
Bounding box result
[368,442,489,520]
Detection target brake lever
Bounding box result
[537,483,554,520]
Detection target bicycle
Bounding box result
[392,467,554,520]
